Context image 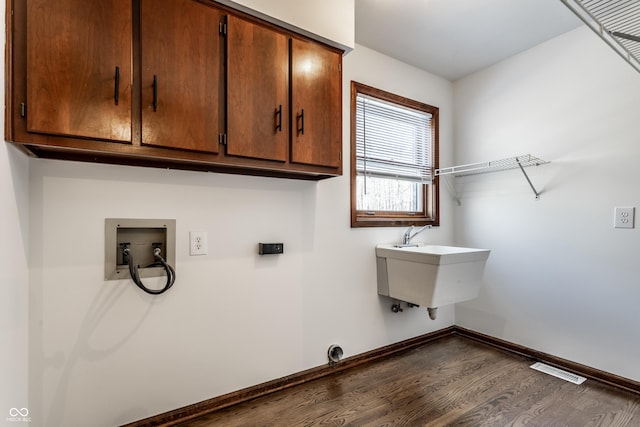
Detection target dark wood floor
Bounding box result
[177,336,640,426]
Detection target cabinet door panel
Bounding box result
[141,0,222,153]
[227,16,288,161]
[291,39,342,168]
[27,0,132,142]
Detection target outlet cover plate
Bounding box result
[190,231,208,255]
[614,207,635,229]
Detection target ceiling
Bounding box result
[355,0,583,81]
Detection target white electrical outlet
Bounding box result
[190,231,208,255]
[614,207,635,229]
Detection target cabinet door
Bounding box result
[227,15,288,161]
[290,39,342,168]
[141,0,222,153]
[27,0,132,142]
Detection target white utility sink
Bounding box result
[376,244,490,319]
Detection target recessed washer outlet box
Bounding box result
[105,218,176,281]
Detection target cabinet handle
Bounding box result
[153,75,158,112]
[297,109,304,135]
[274,105,282,132]
[114,66,120,106]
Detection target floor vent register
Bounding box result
[530,362,587,385]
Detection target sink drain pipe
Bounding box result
[390,300,438,320]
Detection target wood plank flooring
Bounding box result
[177,336,640,426]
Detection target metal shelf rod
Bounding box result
[516,157,541,199]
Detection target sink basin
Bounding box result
[376,244,490,311]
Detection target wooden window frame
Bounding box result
[350,81,439,228]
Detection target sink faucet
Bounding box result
[402,225,432,245]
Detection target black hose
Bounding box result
[124,247,175,295]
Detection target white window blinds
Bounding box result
[355,93,433,183]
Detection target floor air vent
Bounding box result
[530,362,587,385]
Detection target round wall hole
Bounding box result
[328,344,343,364]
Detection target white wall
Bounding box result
[221,0,354,50]
[454,26,640,382]
[18,44,454,427]
[1,0,31,422]
[1,148,29,426]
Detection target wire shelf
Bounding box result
[561,0,640,75]
[435,154,548,177]
[435,154,549,201]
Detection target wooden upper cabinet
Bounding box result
[26,0,132,142]
[10,0,342,178]
[140,0,222,153]
[290,38,342,169]
[227,15,289,162]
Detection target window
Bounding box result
[350,81,439,227]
